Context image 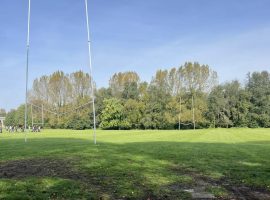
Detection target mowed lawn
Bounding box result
[0,129,270,199]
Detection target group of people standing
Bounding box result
[7,125,24,133]
[0,125,42,133]
[31,125,42,132]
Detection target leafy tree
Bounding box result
[122,82,139,100]
[247,71,270,128]
[0,109,6,117]
[99,98,130,130]
[208,81,251,128]
[141,84,171,129]
[123,99,145,129]
[70,71,92,99]
[8,65,269,130]
[109,72,140,98]
[15,105,28,126]
[180,62,218,94]
[179,62,217,127]
[4,110,16,126]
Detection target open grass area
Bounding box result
[0,128,270,199]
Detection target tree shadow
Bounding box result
[0,137,270,199]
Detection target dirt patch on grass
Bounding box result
[225,185,270,200]
[1,159,269,199]
[0,158,118,199]
[0,158,94,184]
[0,158,145,199]
[170,166,270,200]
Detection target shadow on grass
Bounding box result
[0,137,270,199]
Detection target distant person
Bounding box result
[21,125,25,132]
[0,124,2,133]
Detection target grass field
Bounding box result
[0,128,270,199]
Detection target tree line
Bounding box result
[4,62,270,130]
[0,109,6,117]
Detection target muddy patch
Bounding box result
[1,159,270,200]
[0,158,118,199]
[0,158,90,182]
[166,180,215,199]
[0,158,151,200]
[183,179,215,199]
[228,186,270,200]
[170,166,270,200]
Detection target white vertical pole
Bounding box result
[25,0,31,142]
[178,96,182,130]
[84,0,97,144]
[31,104,33,127]
[192,95,195,130]
[42,104,44,127]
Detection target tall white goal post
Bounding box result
[24,0,31,143]
[24,0,97,144]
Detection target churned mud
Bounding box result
[170,165,270,200]
[0,158,88,181]
[0,159,270,199]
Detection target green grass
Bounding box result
[0,128,269,199]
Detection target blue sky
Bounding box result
[1,0,270,111]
